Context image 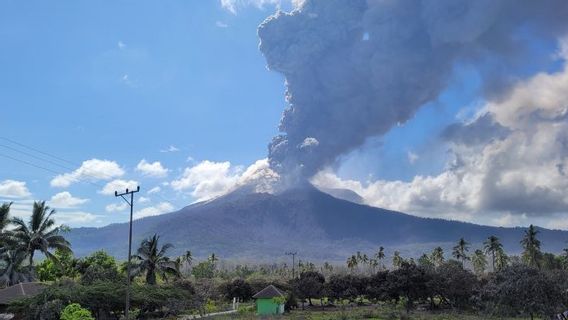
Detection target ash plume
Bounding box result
[258,0,568,184]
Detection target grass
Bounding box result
[206,305,538,320]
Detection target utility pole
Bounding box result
[115,186,140,320]
[285,251,297,279]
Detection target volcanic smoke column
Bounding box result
[258,0,568,185]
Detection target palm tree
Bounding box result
[521,224,541,268]
[346,255,358,272]
[452,238,470,268]
[484,235,502,272]
[208,253,218,269]
[175,250,193,275]
[471,249,487,275]
[369,258,379,272]
[0,202,13,254]
[9,201,71,269]
[132,234,179,285]
[418,254,433,268]
[356,251,363,264]
[0,202,12,232]
[375,246,385,270]
[495,248,508,271]
[430,247,444,267]
[0,249,33,287]
[392,251,403,269]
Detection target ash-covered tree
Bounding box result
[471,249,487,275]
[430,247,445,268]
[346,255,358,272]
[452,238,470,268]
[484,235,503,272]
[392,251,404,269]
[521,225,542,269]
[418,254,434,270]
[375,246,385,270]
[495,248,508,271]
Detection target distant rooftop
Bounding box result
[253,285,285,299]
[0,282,45,305]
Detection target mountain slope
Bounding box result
[67,186,568,261]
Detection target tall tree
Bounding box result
[0,202,12,232]
[452,238,470,268]
[495,248,509,271]
[9,201,71,269]
[208,253,218,267]
[132,234,179,285]
[375,246,385,270]
[471,249,488,275]
[430,247,445,268]
[484,235,503,272]
[0,249,33,287]
[521,225,541,269]
[392,251,403,269]
[417,254,433,269]
[0,202,13,253]
[346,255,358,272]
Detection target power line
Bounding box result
[0,137,183,208]
[0,136,78,166]
[0,152,104,189]
[0,143,76,172]
[0,137,124,182]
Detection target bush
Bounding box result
[9,280,194,319]
[60,303,94,320]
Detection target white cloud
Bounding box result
[171,161,240,201]
[139,196,150,204]
[171,159,278,202]
[100,179,139,195]
[51,159,124,188]
[136,159,169,178]
[160,145,180,153]
[220,0,298,14]
[312,58,568,227]
[147,186,161,194]
[0,180,31,198]
[134,202,174,219]
[105,203,128,213]
[49,192,89,209]
[54,211,100,226]
[407,151,419,165]
[216,21,229,28]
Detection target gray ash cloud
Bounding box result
[257,0,568,185]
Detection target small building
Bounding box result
[0,282,45,312]
[252,285,286,316]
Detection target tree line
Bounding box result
[3,200,568,319]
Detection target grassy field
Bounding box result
[205,305,532,320]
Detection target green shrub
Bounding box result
[60,303,94,320]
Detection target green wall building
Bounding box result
[253,285,286,316]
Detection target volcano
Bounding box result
[67,185,568,261]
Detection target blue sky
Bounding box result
[0,1,294,225]
[1,0,567,230]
